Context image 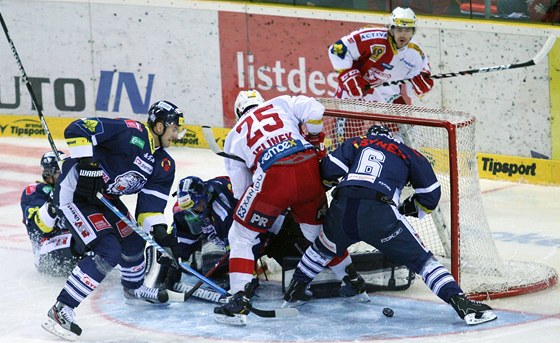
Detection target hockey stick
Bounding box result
[0,12,62,165]
[95,192,176,266]
[183,252,229,302]
[380,35,556,87]
[177,260,298,318]
[201,126,246,163]
[168,284,225,303]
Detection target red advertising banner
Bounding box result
[218,11,377,127]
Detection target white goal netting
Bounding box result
[318,98,558,300]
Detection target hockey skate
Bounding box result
[41,301,82,341]
[282,278,312,308]
[450,294,497,325]
[123,284,169,306]
[338,265,370,303]
[213,290,252,326]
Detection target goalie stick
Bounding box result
[184,252,229,302]
[202,126,246,163]
[0,11,62,166]
[177,260,299,318]
[379,35,556,87]
[98,196,297,318]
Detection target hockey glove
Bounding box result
[45,192,58,218]
[75,157,104,200]
[306,132,326,159]
[338,69,370,99]
[151,224,177,267]
[398,197,419,217]
[410,72,434,97]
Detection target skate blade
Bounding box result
[41,318,79,342]
[213,313,247,326]
[281,300,308,308]
[124,298,171,307]
[464,310,497,325]
[342,292,371,303]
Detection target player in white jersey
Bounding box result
[214,92,366,325]
[328,7,433,105]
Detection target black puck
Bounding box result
[382,307,394,317]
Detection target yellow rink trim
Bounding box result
[549,38,560,160]
[1,114,558,185]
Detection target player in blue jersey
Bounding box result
[41,100,184,340]
[283,125,497,326]
[20,151,82,276]
[145,174,311,293]
[145,175,237,290]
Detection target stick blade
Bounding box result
[533,35,556,65]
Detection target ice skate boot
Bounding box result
[41,301,82,341]
[282,278,312,308]
[123,284,169,305]
[450,294,497,325]
[213,289,252,326]
[338,264,370,303]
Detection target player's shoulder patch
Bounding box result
[407,42,425,59]
[330,39,347,60]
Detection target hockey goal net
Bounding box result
[318,98,558,301]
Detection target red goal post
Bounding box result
[318,98,558,300]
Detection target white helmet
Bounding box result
[389,7,416,29]
[234,90,264,119]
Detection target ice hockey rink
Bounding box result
[0,136,558,343]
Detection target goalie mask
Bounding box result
[41,151,66,183]
[177,176,210,233]
[234,90,265,120]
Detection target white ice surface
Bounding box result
[0,137,559,343]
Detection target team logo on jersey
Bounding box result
[25,184,37,195]
[236,187,257,221]
[129,136,145,149]
[330,40,347,59]
[125,120,143,132]
[161,158,172,172]
[107,171,147,195]
[369,45,386,62]
[87,213,112,232]
[81,119,99,133]
[143,153,155,163]
[116,219,133,238]
[134,156,153,174]
[381,63,393,70]
[360,31,385,41]
[249,211,273,230]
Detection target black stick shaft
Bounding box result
[0,11,61,163]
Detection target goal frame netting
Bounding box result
[318,98,558,301]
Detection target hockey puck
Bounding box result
[382,307,394,317]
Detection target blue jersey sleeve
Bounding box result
[401,145,441,212]
[136,149,175,231]
[65,118,153,159]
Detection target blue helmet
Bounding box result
[147,100,184,130]
[177,176,209,224]
[367,124,391,136]
[40,151,65,181]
